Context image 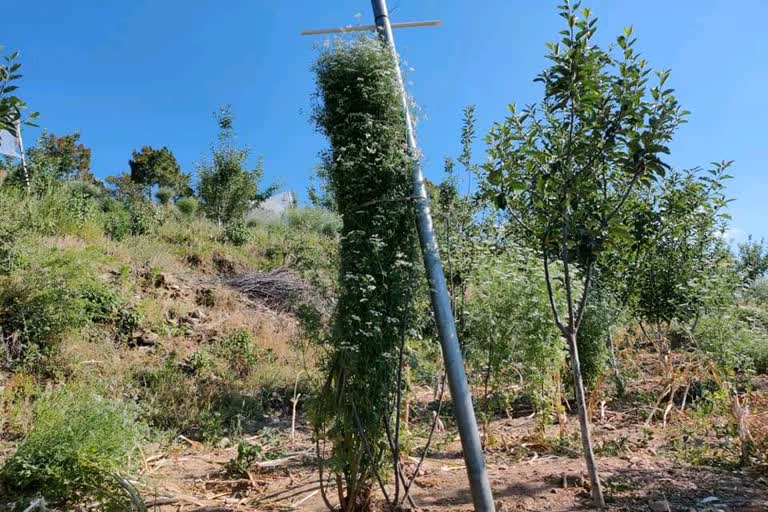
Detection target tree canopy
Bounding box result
[128,145,190,197]
[197,106,275,225]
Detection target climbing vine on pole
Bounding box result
[311,36,417,511]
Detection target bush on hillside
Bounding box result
[134,354,265,440]
[0,248,132,370]
[175,196,198,220]
[0,386,144,508]
[693,312,768,376]
[127,198,164,236]
[223,221,251,246]
[155,187,174,206]
[103,203,132,241]
[284,207,340,236]
[0,270,85,369]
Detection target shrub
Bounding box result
[80,283,141,341]
[64,185,99,226]
[0,372,42,439]
[102,202,132,241]
[465,245,564,414]
[155,187,174,206]
[175,196,198,220]
[0,386,144,508]
[284,207,340,236]
[134,354,264,440]
[26,186,103,239]
[0,191,28,275]
[0,270,85,368]
[127,198,164,236]
[693,312,768,376]
[577,285,620,391]
[65,179,102,199]
[223,221,251,246]
[0,248,120,370]
[217,329,259,377]
[101,196,164,239]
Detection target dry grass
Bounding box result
[0,372,40,438]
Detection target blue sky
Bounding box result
[4,1,766,240]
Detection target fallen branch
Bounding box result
[293,489,320,507]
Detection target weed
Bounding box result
[0,372,41,439]
[227,441,266,476]
[217,329,259,376]
[226,435,288,476]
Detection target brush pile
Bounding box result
[224,268,322,313]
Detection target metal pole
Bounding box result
[370,2,495,510]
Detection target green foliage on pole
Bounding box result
[311,36,417,509]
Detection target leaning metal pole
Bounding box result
[370,1,495,510]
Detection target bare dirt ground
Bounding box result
[136,393,768,512]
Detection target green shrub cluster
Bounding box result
[133,353,266,440]
[175,196,199,220]
[0,386,144,508]
[223,220,252,246]
[465,245,564,414]
[0,243,137,370]
[693,311,768,376]
[284,207,340,237]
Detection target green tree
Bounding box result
[0,48,38,190]
[626,165,734,332]
[29,131,93,182]
[0,47,37,133]
[737,235,768,285]
[436,105,481,338]
[483,3,687,506]
[197,106,275,225]
[128,145,190,198]
[105,171,143,201]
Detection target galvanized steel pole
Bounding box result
[370,1,495,510]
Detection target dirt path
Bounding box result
[137,409,768,512]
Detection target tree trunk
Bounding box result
[567,330,605,509]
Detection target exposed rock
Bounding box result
[130,330,159,347]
